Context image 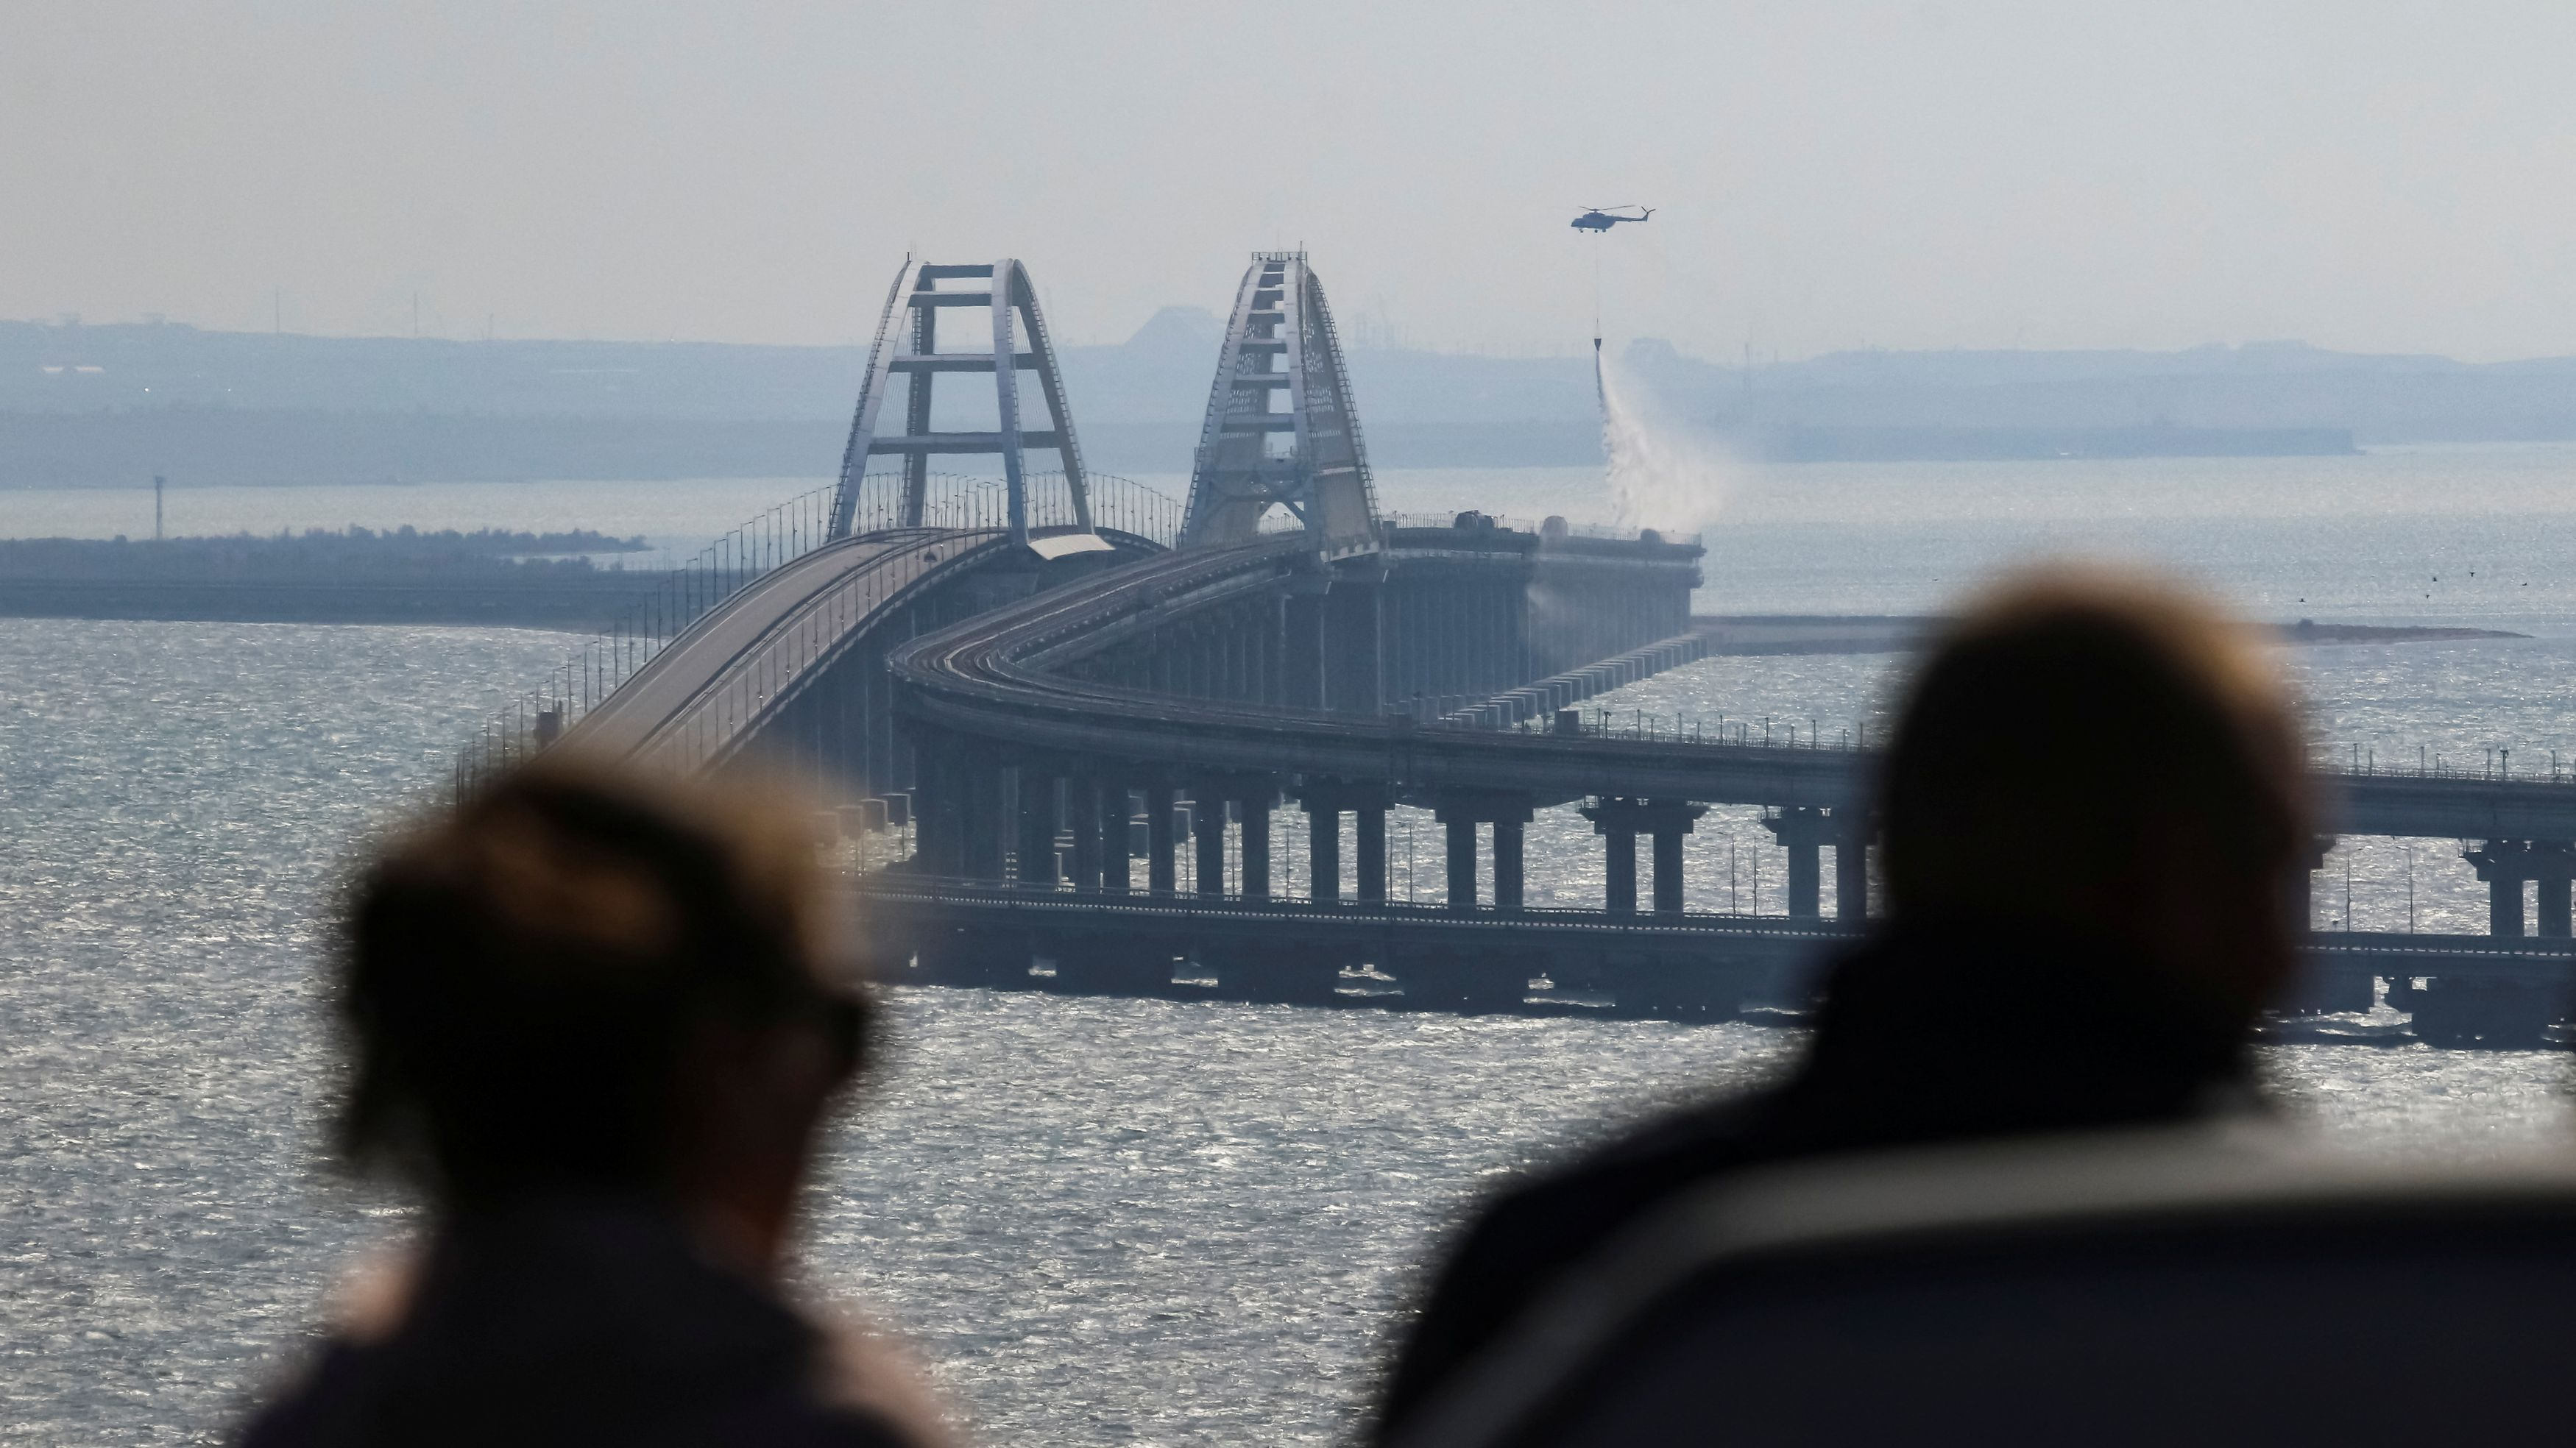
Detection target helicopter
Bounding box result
[1571,205,1653,232]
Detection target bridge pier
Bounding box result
[2464,840,2576,937]
[1242,791,1273,900]
[1444,817,1476,910]
[1583,798,1707,915]
[1308,805,1341,901]
[1494,818,1526,909]
[1651,822,1686,915]
[1600,820,1638,916]
[1356,801,1388,903]
[1835,809,1871,922]
[2287,837,2333,933]
[1103,786,1135,894]
[1764,806,1835,919]
[1147,784,1178,894]
[1067,775,1103,891]
[1192,789,1226,895]
[1016,764,1060,886]
[916,738,964,876]
[1432,790,1536,911]
[966,763,1008,881]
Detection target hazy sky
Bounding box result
[12,2,2576,360]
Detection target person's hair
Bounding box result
[336,759,869,1204]
[1878,567,2310,927]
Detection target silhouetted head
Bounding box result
[337,759,868,1260]
[1878,568,2312,1020]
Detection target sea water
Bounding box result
[8,449,2576,1444]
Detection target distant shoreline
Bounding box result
[1692,615,2525,657]
[1737,423,2358,463]
[0,414,2413,490]
[0,578,662,630]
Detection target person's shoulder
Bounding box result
[1471,1090,1778,1274]
[1373,1090,1786,1439]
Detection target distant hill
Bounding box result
[7,316,2576,486]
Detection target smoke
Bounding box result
[1599,347,1731,534]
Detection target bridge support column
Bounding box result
[1016,765,1059,887]
[1307,805,1342,903]
[1443,818,1478,911]
[1585,798,1706,916]
[1434,790,1536,913]
[916,739,964,876]
[2492,874,2521,937]
[1494,818,1526,910]
[1833,808,1871,922]
[2543,849,2575,938]
[1356,805,1388,904]
[1300,781,1393,905]
[2466,841,2543,937]
[1147,785,1178,895]
[1764,806,1833,920]
[1192,790,1226,896]
[1602,828,1639,915]
[2286,837,2331,933]
[1650,825,1686,915]
[1103,787,1134,895]
[1066,776,1103,892]
[965,762,1008,881]
[1242,791,1273,901]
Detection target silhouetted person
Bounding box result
[1372,569,2313,1442]
[243,762,949,1447]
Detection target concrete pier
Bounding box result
[1764,807,1835,920]
[1582,798,1707,915]
[2465,840,2576,939]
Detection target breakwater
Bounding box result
[0,527,665,628]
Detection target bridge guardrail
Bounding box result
[451,470,1183,797]
[629,530,999,778]
[1466,706,2576,798]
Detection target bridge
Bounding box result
[454,250,2576,1051]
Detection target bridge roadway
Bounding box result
[562,525,1099,776]
[891,536,2576,842]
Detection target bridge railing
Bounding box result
[1476,707,1878,750]
[1471,708,2576,792]
[452,480,844,798]
[839,469,1181,547]
[450,469,1183,798]
[2310,742,2576,786]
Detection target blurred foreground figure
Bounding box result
[244,762,949,1447]
[1373,569,2312,1442]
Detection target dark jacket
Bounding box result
[242,1199,937,1448]
[1372,921,2259,1441]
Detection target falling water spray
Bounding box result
[1596,344,1731,533]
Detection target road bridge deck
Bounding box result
[570,528,1005,770]
[893,539,2576,839]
